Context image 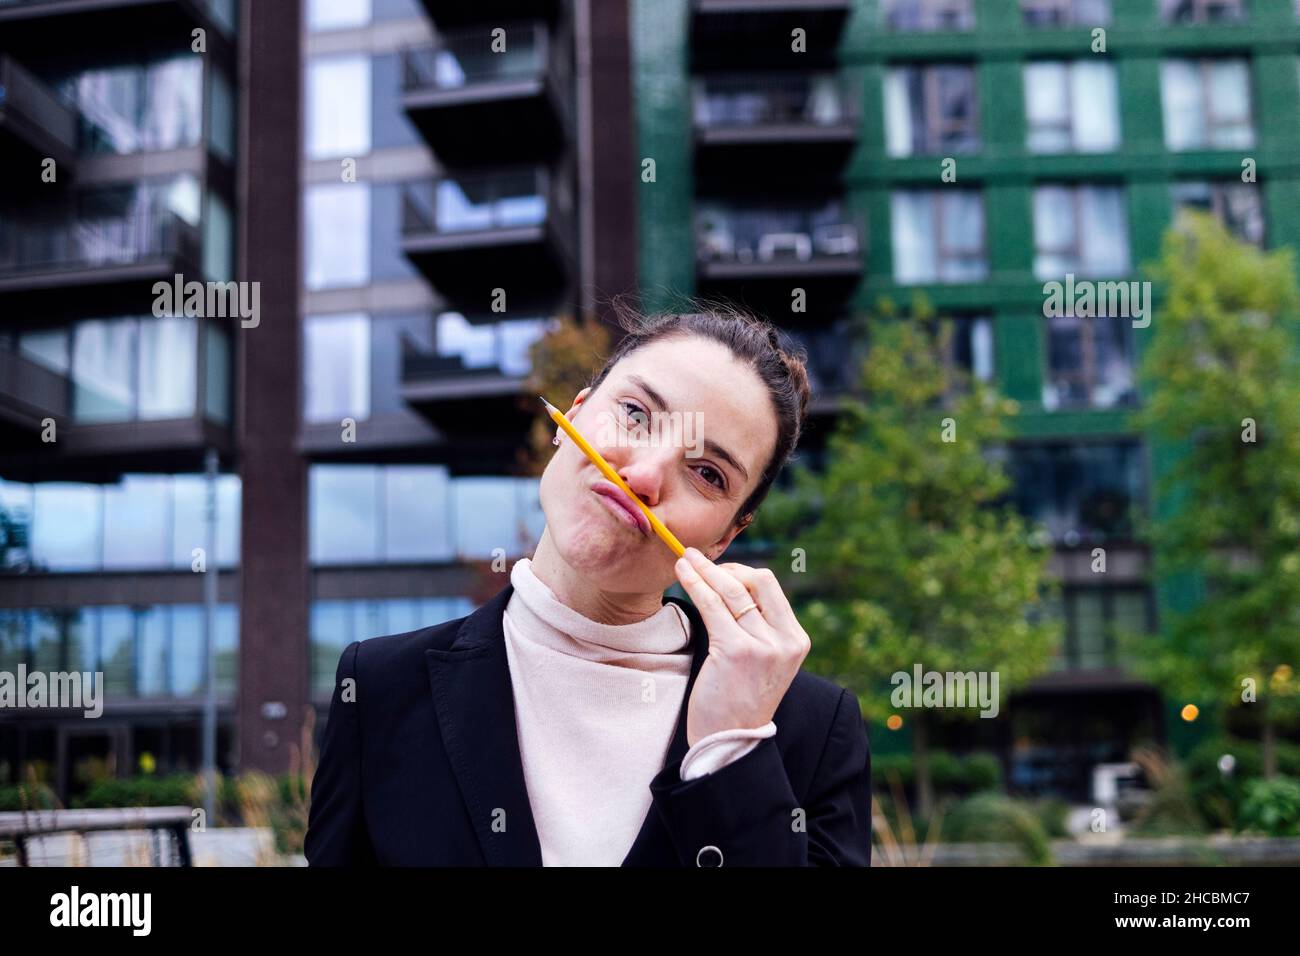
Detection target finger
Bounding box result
[674,556,746,647]
[684,549,775,640]
[718,563,802,636]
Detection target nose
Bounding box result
[613,445,677,508]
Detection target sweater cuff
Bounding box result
[679,721,778,781]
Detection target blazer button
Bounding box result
[695,845,724,867]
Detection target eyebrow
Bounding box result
[626,373,750,484]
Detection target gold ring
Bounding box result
[732,601,759,620]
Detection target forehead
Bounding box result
[599,335,779,487]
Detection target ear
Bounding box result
[565,386,592,422]
[705,512,753,561]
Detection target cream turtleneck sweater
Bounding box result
[502,557,778,866]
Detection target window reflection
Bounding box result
[1006,441,1145,545]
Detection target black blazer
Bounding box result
[304,579,872,866]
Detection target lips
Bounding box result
[592,480,651,536]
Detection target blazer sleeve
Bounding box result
[647,687,872,866]
[304,640,378,866]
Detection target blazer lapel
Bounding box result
[426,580,711,867]
[425,582,543,866]
[621,593,711,865]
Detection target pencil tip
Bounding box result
[538,395,553,410]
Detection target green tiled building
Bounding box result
[631,0,1300,797]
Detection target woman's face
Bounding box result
[539,334,780,592]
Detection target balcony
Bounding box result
[400,168,574,308]
[0,0,232,57]
[401,22,568,165]
[0,55,77,178]
[416,0,561,29]
[693,72,856,186]
[0,339,68,447]
[695,202,863,308]
[690,0,851,67]
[0,208,202,315]
[400,315,556,437]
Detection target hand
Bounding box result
[673,547,812,747]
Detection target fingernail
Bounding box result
[685,547,701,560]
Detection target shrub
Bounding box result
[939,793,1053,866]
[1237,776,1300,837]
[1185,736,1300,830]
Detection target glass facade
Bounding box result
[890,190,987,283]
[1006,441,1146,546]
[310,596,477,694]
[0,474,241,573]
[308,464,545,565]
[0,604,238,699]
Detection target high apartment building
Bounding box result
[633,0,1300,796]
[2,0,1297,804]
[0,0,638,799]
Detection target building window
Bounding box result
[3,473,239,574]
[435,312,556,377]
[311,596,474,694]
[1024,61,1119,153]
[307,0,372,32]
[1022,0,1111,26]
[884,65,980,157]
[1160,58,1254,150]
[1005,440,1146,545]
[307,464,544,566]
[306,55,372,159]
[1033,185,1129,279]
[890,190,987,284]
[694,73,848,129]
[1043,314,1137,410]
[884,0,975,31]
[695,202,860,265]
[1052,587,1153,671]
[945,315,996,383]
[1160,0,1246,23]
[69,316,198,424]
[67,56,203,156]
[1170,180,1265,246]
[304,313,371,423]
[304,183,370,289]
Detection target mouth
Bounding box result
[591,481,651,536]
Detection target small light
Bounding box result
[886,714,903,731]
[1181,704,1199,722]
[1218,754,1236,775]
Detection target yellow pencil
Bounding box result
[540,396,687,558]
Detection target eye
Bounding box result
[620,400,650,433]
[696,464,725,490]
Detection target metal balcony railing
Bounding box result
[0,209,200,278]
[401,168,554,237]
[695,204,863,266]
[693,72,854,130]
[402,22,549,92]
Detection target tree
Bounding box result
[1128,210,1300,777]
[518,312,614,477]
[755,298,1061,818]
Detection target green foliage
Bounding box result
[1185,735,1300,829]
[0,783,59,812]
[939,793,1054,865]
[1128,211,1300,729]
[1237,776,1300,837]
[871,750,1002,796]
[754,295,1062,723]
[521,312,614,477]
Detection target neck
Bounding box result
[529,527,666,625]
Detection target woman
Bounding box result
[304,303,872,866]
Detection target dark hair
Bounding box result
[584,298,812,527]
